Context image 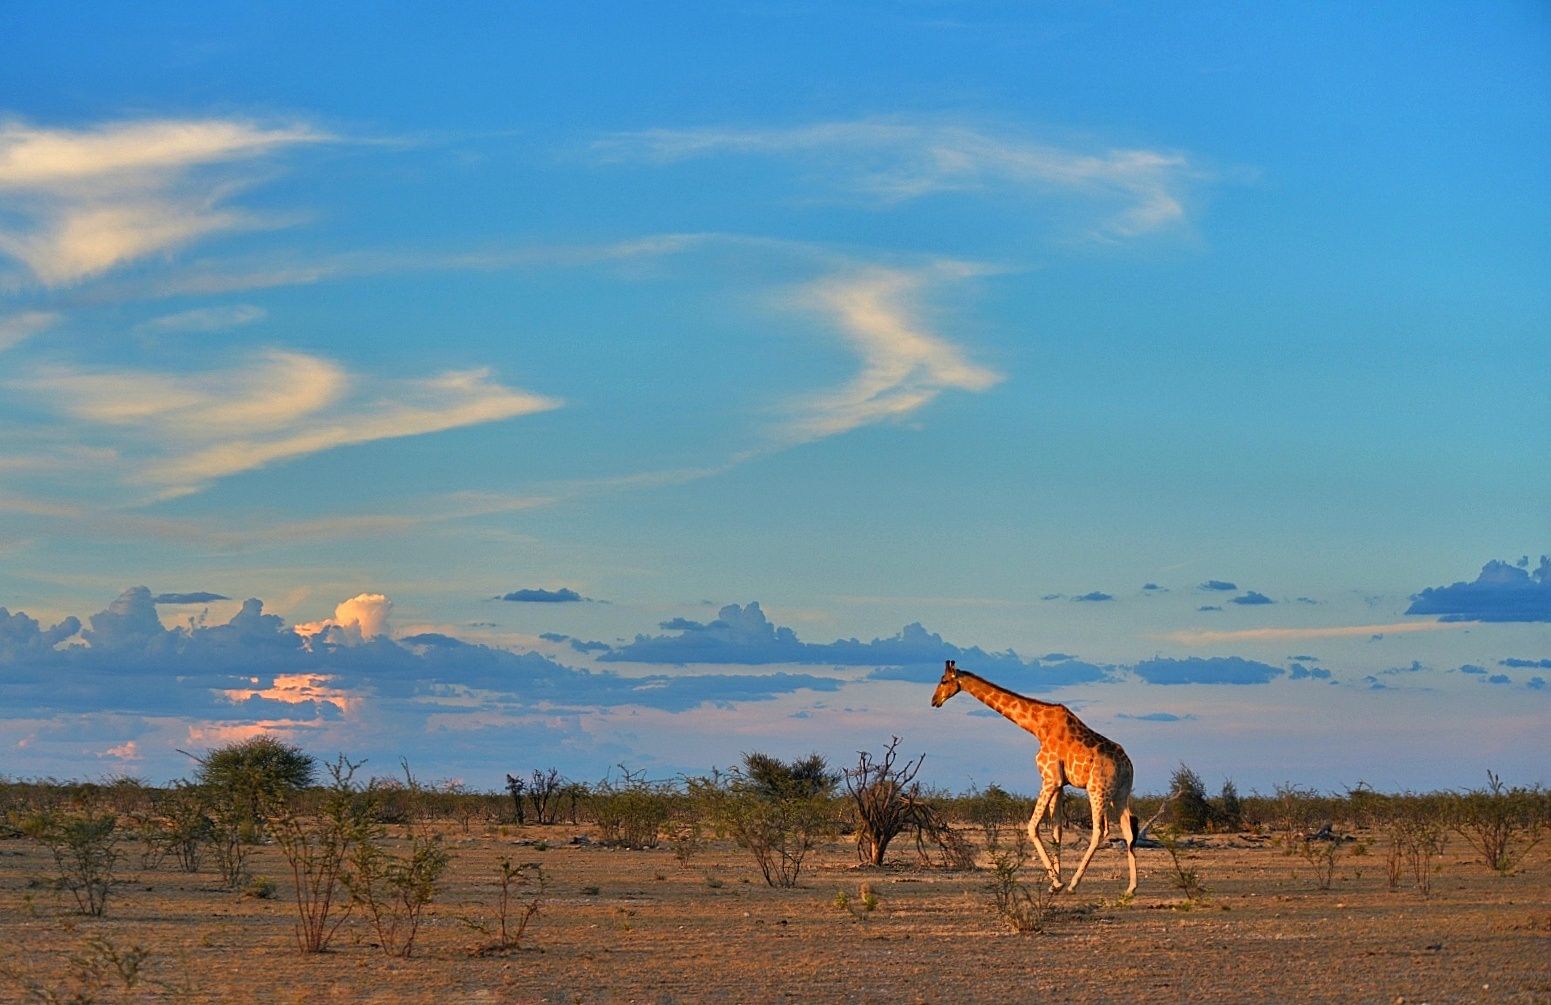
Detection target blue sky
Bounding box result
[1,2,1547,793]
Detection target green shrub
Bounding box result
[1450,771,1547,876]
[985,850,1052,933]
[588,767,673,849]
[1169,765,1210,833]
[344,767,453,958]
[957,783,1028,852]
[21,809,123,916]
[692,753,837,888]
[192,734,316,829]
[267,755,376,953]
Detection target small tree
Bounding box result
[1211,779,1244,832]
[504,774,527,825]
[527,769,564,825]
[741,753,835,799]
[192,735,316,838]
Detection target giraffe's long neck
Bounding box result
[954,672,1053,740]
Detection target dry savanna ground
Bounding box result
[2,823,1549,1005]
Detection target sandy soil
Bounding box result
[1,825,1548,1004]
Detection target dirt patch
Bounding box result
[1,828,1548,1004]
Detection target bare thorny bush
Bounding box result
[985,849,1056,933]
[1346,786,1449,897]
[265,757,454,957]
[465,858,545,956]
[1451,771,1547,876]
[18,809,123,917]
[265,755,375,953]
[1154,826,1208,905]
[0,934,198,1005]
[343,764,453,958]
[1297,830,1350,891]
[844,737,973,870]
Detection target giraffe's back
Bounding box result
[1047,708,1134,810]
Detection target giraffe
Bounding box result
[931,659,1139,894]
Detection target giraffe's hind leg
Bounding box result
[1120,807,1138,896]
[1064,788,1111,893]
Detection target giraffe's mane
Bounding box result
[956,669,1062,710]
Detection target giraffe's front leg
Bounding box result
[1027,784,1063,890]
[1049,787,1062,881]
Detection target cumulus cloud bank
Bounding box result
[1405,557,1551,622]
[295,593,394,646]
[600,601,1109,691]
[0,588,846,724]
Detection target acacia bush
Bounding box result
[20,809,123,916]
[467,859,545,956]
[1449,771,1547,876]
[985,850,1054,932]
[954,783,1030,852]
[267,755,375,953]
[693,753,837,888]
[345,768,452,958]
[192,735,316,836]
[147,782,214,874]
[1349,788,1450,896]
[588,767,674,849]
[1164,765,1245,833]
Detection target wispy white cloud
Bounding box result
[0,118,325,285]
[133,304,266,333]
[594,120,1194,238]
[784,266,1000,442]
[1158,620,1474,646]
[11,349,559,497]
[65,233,711,304]
[0,310,57,351]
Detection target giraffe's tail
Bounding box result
[1119,806,1139,850]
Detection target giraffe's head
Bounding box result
[931,660,963,707]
